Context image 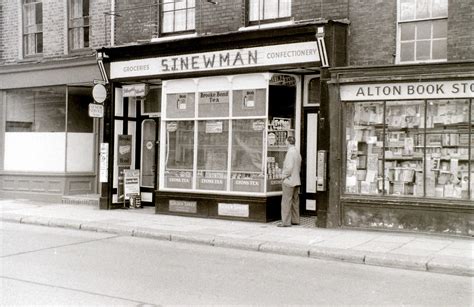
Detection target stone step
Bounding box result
[61,194,100,206]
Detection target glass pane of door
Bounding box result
[141,120,157,187]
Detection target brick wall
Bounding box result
[1,0,109,64]
[447,0,474,61]
[347,0,397,66]
[293,0,348,21]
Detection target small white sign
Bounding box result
[88,103,104,118]
[218,203,249,217]
[92,84,107,103]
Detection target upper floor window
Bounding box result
[248,0,291,25]
[69,0,90,50]
[23,0,43,56]
[398,0,448,63]
[161,0,195,34]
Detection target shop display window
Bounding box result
[231,119,265,193]
[164,120,194,189]
[345,99,473,200]
[198,91,229,118]
[197,120,229,191]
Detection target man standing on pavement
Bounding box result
[278,135,302,227]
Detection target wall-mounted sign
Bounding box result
[340,80,474,101]
[110,41,320,78]
[169,200,197,213]
[88,103,104,118]
[92,83,107,103]
[99,143,109,183]
[218,203,249,217]
[123,84,149,97]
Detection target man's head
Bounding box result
[286,136,295,145]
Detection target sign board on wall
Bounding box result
[340,80,474,101]
[110,41,320,78]
[123,84,149,97]
[88,103,104,118]
[218,203,249,217]
[99,143,109,183]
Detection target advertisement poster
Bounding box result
[124,169,140,200]
[118,135,132,166]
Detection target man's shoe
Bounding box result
[277,223,291,227]
[291,223,300,225]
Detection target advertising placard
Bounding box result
[124,169,140,200]
[118,135,132,166]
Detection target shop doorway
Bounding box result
[139,118,159,205]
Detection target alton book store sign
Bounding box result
[341,80,474,101]
[110,41,320,79]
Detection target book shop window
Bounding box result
[398,0,447,63]
[69,0,90,50]
[161,0,195,34]
[23,0,43,56]
[345,99,474,201]
[248,0,291,25]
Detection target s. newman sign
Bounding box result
[110,41,320,79]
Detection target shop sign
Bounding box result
[88,103,104,118]
[169,200,197,213]
[92,83,107,103]
[340,80,474,101]
[218,203,249,217]
[199,91,229,104]
[110,41,320,78]
[123,84,149,97]
[124,169,140,200]
[206,121,223,133]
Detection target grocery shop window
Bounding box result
[6,87,66,132]
[397,0,447,63]
[248,0,291,25]
[161,0,195,35]
[23,0,43,56]
[68,0,90,50]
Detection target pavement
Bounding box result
[0,198,473,277]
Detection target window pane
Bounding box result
[432,0,448,17]
[231,119,265,193]
[432,19,447,39]
[400,41,415,62]
[400,0,415,20]
[416,40,431,61]
[187,7,195,30]
[174,9,186,31]
[84,26,89,47]
[163,0,174,11]
[248,0,260,21]
[164,120,194,189]
[400,23,415,41]
[280,0,291,17]
[196,120,228,191]
[67,86,93,133]
[263,0,278,19]
[345,102,384,195]
[162,12,174,32]
[432,39,447,59]
[416,21,431,40]
[416,0,430,19]
[37,32,43,53]
[36,2,42,24]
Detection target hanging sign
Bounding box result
[88,103,104,118]
[122,84,149,97]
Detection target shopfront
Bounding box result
[329,62,474,236]
[99,21,348,222]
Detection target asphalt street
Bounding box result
[1,222,473,306]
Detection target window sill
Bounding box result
[238,20,295,32]
[150,33,198,43]
[396,59,448,65]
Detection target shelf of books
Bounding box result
[345,99,473,200]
